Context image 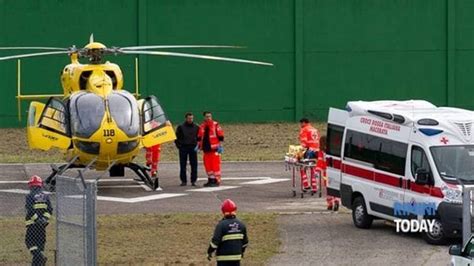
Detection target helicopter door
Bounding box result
[141,96,176,147]
[27,98,71,151]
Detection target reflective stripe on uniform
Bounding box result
[33,203,47,209]
[222,233,244,241]
[29,246,38,251]
[242,243,248,248]
[216,254,242,261]
[25,213,38,225]
[43,212,52,219]
[210,242,218,249]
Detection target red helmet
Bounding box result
[28,175,43,188]
[221,199,237,215]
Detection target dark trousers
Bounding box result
[25,224,47,266]
[179,146,198,183]
[217,261,240,266]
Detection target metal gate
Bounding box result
[56,174,97,265]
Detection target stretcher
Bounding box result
[284,156,323,198]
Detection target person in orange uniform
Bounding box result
[299,118,320,191]
[145,120,162,177]
[198,111,224,187]
[146,144,161,177]
[317,136,340,211]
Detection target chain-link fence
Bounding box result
[0,183,56,265]
[56,175,97,266]
[0,172,97,266]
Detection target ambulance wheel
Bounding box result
[422,219,447,245]
[352,196,373,229]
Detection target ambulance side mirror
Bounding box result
[415,169,432,185]
[449,244,462,256]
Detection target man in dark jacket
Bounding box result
[25,175,53,266]
[175,112,199,186]
[208,199,248,266]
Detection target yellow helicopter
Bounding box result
[0,35,273,191]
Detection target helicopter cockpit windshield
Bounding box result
[70,92,105,138]
[108,91,139,137]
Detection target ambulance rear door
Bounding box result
[326,108,348,198]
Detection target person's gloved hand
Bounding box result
[207,253,212,261]
[194,145,199,152]
[217,145,224,154]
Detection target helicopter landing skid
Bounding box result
[125,163,160,191]
[44,156,80,191]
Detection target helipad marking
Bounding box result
[98,185,143,189]
[196,177,271,181]
[0,189,186,203]
[0,189,51,194]
[97,193,186,203]
[240,178,289,185]
[187,186,240,192]
[0,181,28,184]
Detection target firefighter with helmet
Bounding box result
[208,199,248,265]
[25,175,53,266]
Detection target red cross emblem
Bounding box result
[440,137,449,144]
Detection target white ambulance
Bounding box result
[326,100,474,244]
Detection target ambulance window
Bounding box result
[327,124,344,157]
[376,139,407,176]
[344,130,378,165]
[411,146,431,178]
[345,129,407,175]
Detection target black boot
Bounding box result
[203,178,212,187]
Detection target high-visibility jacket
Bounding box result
[198,120,224,152]
[208,215,248,262]
[25,188,53,226]
[299,124,320,151]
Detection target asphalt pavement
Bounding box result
[0,162,454,265]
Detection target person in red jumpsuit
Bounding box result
[317,136,340,211]
[197,111,224,187]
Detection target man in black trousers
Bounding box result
[175,112,199,186]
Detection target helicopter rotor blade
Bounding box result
[0,51,71,61]
[0,47,69,51]
[121,45,244,50]
[121,50,273,66]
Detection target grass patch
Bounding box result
[1,213,279,265]
[0,123,326,163]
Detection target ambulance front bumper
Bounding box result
[437,202,462,238]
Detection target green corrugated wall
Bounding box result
[0,0,472,127]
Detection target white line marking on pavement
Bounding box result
[196,177,271,181]
[0,180,28,184]
[97,193,186,203]
[0,188,184,203]
[187,186,240,192]
[97,185,143,189]
[136,181,153,191]
[240,178,290,185]
[0,189,51,194]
